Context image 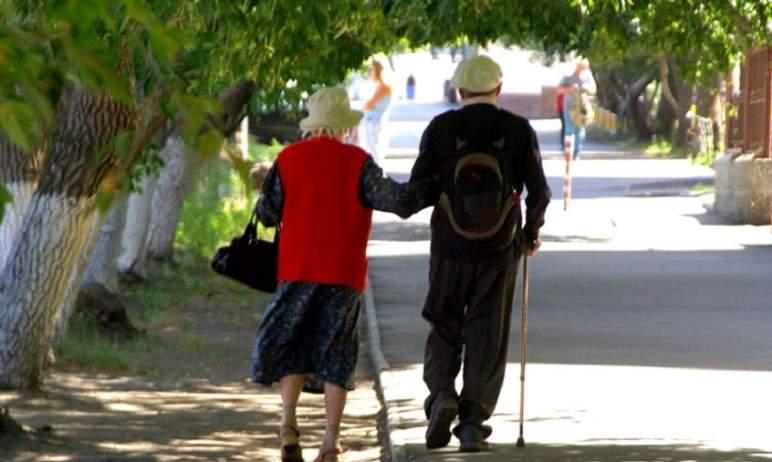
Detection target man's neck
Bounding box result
[462,94,498,107]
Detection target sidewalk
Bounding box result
[365,155,772,461]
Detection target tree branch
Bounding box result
[211,80,255,137]
[629,72,655,99]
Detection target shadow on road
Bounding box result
[401,442,772,461]
[370,245,772,372]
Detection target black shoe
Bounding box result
[454,424,489,453]
[425,398,458,449]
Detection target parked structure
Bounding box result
[715,46,772,225]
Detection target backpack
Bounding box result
[438,117,517,241]
[570,89,594,128]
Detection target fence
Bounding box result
[726,46,772,158]
[688,116,715,156]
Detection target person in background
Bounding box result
[358,59,392,165]
[406,74,416,100]
[557,58,596,160]
[252,86,430,462]
[556,90,565,144]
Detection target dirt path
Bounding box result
[1,270,385,461]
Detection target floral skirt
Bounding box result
[251,282,362,393]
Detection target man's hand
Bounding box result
[523,239,542,257]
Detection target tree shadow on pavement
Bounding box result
[1,278,383,461]
[403,442,772,462]
[1,372,382,462]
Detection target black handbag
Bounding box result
[210,209,278,292]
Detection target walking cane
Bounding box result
[516,254,529,448]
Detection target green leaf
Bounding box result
[0,103,33,151]
[196,128,223,160]
[0,183,11,225]
[95,189,116,214]
[148,23,179,64]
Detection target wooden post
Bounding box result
[765,46,772,159]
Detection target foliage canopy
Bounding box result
[0,0,769,164]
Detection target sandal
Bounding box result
[279,425,303,462]
[314,447,344,462]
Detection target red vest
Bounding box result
[276,138,373,293]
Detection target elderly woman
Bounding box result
[252,86,428,462]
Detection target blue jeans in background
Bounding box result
[562,108,585,160]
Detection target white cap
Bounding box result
[300,86,363,132]
[449,55,502,93]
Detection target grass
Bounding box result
[56,316,169,374]
[588,125,719,167]
[56,251,262,376]
[56,142,280,376]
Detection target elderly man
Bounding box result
[409,55,551,452]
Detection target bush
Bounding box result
[176,141,282,259]
[248,137,283,163]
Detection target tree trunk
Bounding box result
[675,81,694,148]
[68,195,140,341]
[54,211,106,344]
[0,86,135,389]
[145,135,195,261]
[0,137,43,271]
[145,80,255,262]
[658,55,681,116]
[117,173,158,281]
[659,56,694,147]
[83,195,128,292]
[654,87,677,139]
[626,73,656,141]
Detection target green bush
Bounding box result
[176,141,283,259]
[248,137,283,162]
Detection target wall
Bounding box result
[714,153,772,225]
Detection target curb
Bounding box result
[364,277,408,462]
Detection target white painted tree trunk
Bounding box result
[53,211,104,345]
[117,174,158,280]
[142,81,255,262]
[54,194,129,343]
[0,194,99,387]
[0,182,36,272]
[0,85,135,389]
[0,136,42,272]
[145,136,195,261]
[83,195,128,292]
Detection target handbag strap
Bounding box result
[251,201,280,243]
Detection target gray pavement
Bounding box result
[365,127,772,460]
[385,103,639,159]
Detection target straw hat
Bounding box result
[299,87,363,132]
[449,55,503,93]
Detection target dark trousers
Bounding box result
[422,251,519,428]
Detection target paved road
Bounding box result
[367,124,772,460]
[384,101,639,159]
